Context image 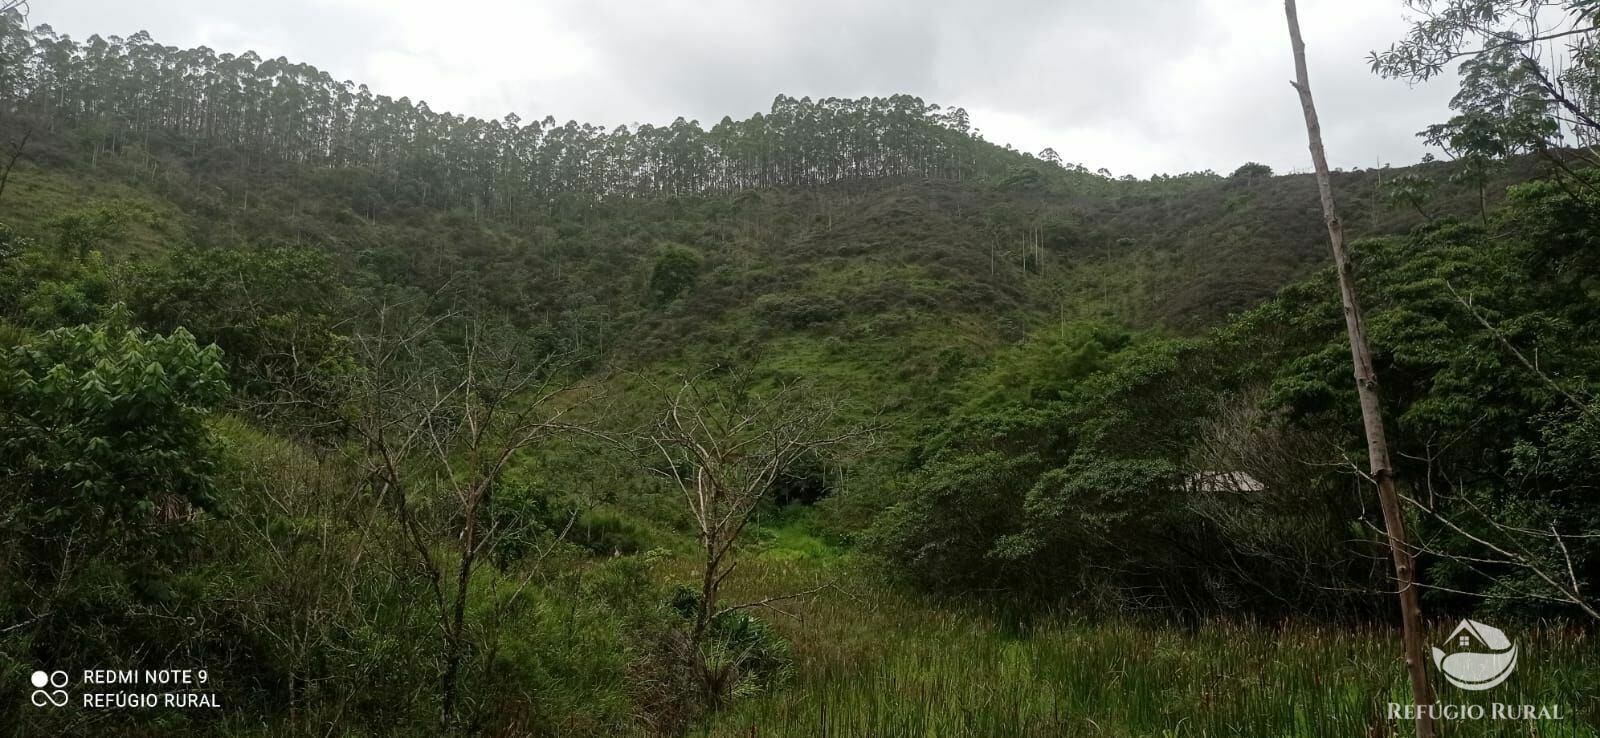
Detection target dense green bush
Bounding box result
[649,244,702,305]
[0,310,228,730]
[875,172,1600,620]
[1247,178,1600,617]
[754,293,845,329]
[0,308,227,581]
[127,244,353,405]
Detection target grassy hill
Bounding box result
[0,114,1545,456]
[0,115,1545,359]
[0,120,1545,463]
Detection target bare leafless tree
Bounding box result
[221,434,380,732]
[0,124,31,206]
[323,300,598,731]
[641,371,873,693]
[1284,3,1436,736]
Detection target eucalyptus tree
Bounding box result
[0,19,996,211]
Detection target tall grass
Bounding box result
[689,543,1599,738]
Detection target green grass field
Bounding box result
[684,529,1600,738]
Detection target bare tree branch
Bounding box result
[638,367,879,705]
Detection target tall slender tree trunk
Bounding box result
[694,532,720,647]
[1282,4,1436,737]
[440,485,486,731]
[0,127,30,207]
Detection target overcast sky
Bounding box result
[24,0,1457,177]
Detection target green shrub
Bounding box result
[0,308,228,731]
[649,244,702,305]
[754,293,844,329]
[569,507,664,557]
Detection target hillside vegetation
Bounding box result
[2,5,1599,737]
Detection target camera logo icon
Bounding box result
[30,670,69,707]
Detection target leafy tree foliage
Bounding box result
[649,243,702,305]
[879,171,1600,619]
[0,308,227,670]
[0,6,1596,734]
[1230,162,1274,180]
[1382,172,1439,218]
[127,244,352,410]
[1372,2,1595,164]
[47,200,142,258]
[1258,177,1600,615]
[873,327,1217,603]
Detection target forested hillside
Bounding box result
[3,3,1599,737]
